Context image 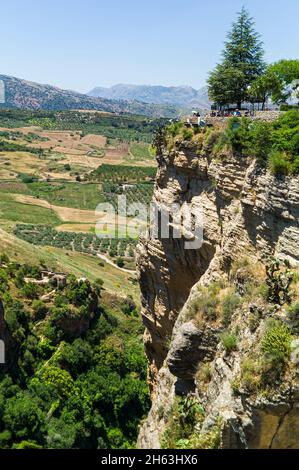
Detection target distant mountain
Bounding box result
[0,75,178,118]
[88,84,211,110]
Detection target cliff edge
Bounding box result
[136,120,299,449]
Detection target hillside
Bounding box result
[0,75,178,118]
[88,84,210,110]
[0,257,149,449]
[0,107,161,306]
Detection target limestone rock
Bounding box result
[136,139,299,448]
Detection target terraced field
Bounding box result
[0,111,156,297]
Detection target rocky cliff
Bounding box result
[136,127,299,449]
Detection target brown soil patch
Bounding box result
[12,194,129,227]
[56,223,96,233]
[81,134,106,147]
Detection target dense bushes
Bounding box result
[167,110,299,176]
[261,320,291,370]
[221,331,238,354]
[0,259,149,449]
[89,164,156,184]
[213,111,299,175]
[161,395,222,449]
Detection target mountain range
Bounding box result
[0,75,179,118]
[88,84,210,109]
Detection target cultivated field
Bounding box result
[0,112,156,295]
[0,124,156,183]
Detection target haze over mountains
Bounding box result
[88,84,211,109]
[0,74,211,117]
[0,74,179,118]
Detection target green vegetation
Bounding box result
[261,320,292,371]
[184,258,298,397]
[186,283,221,324]
[0,130,49,143]
[88,163,156,184]
[265,258,293,304]
[186,282,242,328]
[14,225,137,266]
[128,142,153,161]
[164,109,299,178]
[208,7,265,108]
[196,362,212,385]
[287,302,299,332]
[225,112,298,168]
[239,359,261,393]
[0,109,166,143]
[221,331,238,354]
[237,320,294,390]
[28,182,105,210]
[268,59,299,105]
[0,179,154,213]
[161,395,221,449]
[221,293,241,327]
[208,6,299,110]
[0,139,44,156]
[0,193,61,225]
[230,260,299,394]
[101,181,154,209]
[0,258,149,449]
[248,70,282,110]
[246,59,299,110]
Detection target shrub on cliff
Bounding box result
[268,151,291,175]
[261,320,291,360]
[221,293,241,327]
[221,331,238,354]
[261,320,292,383]
[218,110,299,175]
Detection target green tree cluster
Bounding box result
[0,259,150,449]
[208,7,265,108]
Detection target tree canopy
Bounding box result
[208,7,265,108]
[0,261,150,449]
[268,59,299,104]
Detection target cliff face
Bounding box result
[136,136,299,449]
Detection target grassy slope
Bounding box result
[0,228,140,305]
[0,193,61,225]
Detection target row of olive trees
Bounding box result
[208,7,299,109]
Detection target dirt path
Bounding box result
[97,253,136,274]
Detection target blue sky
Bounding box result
[1,0,298,92]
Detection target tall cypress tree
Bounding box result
[208,7,265,108]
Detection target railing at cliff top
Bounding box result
[184,110,284,128]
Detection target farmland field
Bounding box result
[0,109,157,297]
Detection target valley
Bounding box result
[0,109,158,302]
[0,108,155,448]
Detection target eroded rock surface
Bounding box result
[136,138,299,448]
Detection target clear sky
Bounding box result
[1,0,298,93]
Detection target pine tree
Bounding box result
[208,7,265,108]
